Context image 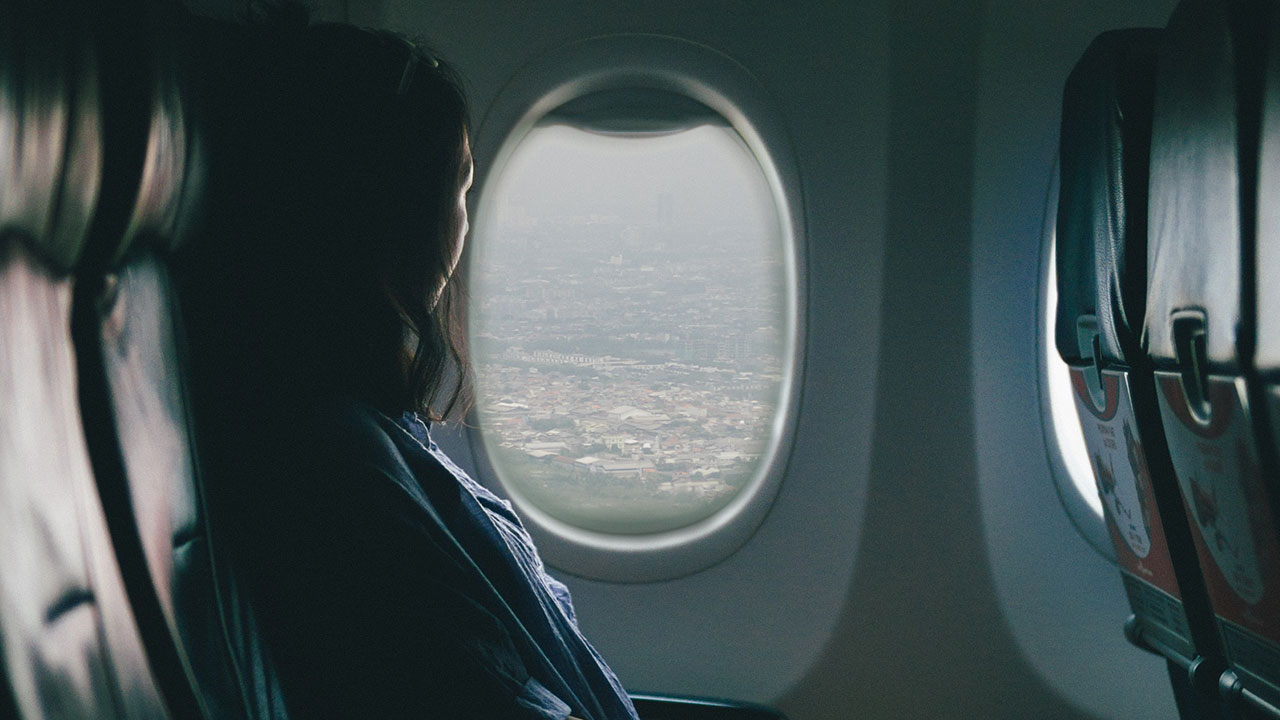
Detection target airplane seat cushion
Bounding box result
[0,243,170,720]
[87,13,288,718]
[0,4,171,717]
[98,249,287,720]
[1056,29,1159,366]
[1255,0,1280,378]
[1147,3,1280,710]
[1146,0,1242,369]
[0,2,100,270]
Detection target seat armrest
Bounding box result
[628,693,785,720]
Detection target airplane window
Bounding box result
[1043,243,1104,519]
[468,120,788,535]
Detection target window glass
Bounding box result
[469,122,788,535]
[1045,244,1104,519]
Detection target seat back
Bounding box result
[78,9,287,720]
[1147,0,1280,714]
[1057,28,1232,714]
[0,3,173,717]
[83,12,286,718]
[1261,0,1280,454]
[1,4,284,718]
[1259,0,1280,639]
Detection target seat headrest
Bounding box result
[0,3,103,272]
[88,3,204,268]
[1146,0,1246,369]
[1253,3,1280,374]
[110,46,202,266]
[1056,29,1160,366]
[0,2,202,273]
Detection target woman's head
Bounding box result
[219,12,474,420]
[310,25,476,421]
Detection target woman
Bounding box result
[181,11,639,720]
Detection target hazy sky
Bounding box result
[477,123,779,236]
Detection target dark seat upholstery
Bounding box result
[1147,0,1280,714]
[1056,27,1233,717]
[1262,2,1280,470]
[0,3,172,717]
[98,21,289,720]
[1256,20,1280,708]
[1,3,282,718]
[81,9,287,720]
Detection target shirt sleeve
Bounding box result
[542,573,578,626]
[516,677,573,719]
[237,445,573,720]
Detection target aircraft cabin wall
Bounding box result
[179,1,1187,718]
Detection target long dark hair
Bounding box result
[298,23,474,421]
[193,9,473,421]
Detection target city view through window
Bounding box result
[469,122,789,534]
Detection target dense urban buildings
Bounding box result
[472,181,786,534]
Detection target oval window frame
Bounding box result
[463,34,807,582]
[1037,157,1116,563]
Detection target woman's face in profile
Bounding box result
[449,134,475,277]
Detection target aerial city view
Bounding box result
[469,124,789,534]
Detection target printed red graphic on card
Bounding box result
[1070,367,1179,596]
[1157,374,1280,646]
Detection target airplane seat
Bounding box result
[75,7,288,720]
[0,1,176,717]
[1,1,284,717]
[1260,0,1280,617]
[1056,26,1237,719]
[1147,0,1280,715]
[1254,0,1280,484]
